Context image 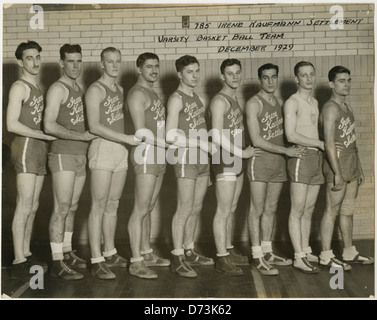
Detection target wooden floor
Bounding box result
[1,240,374,299]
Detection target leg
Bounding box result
[140,174,164,253]
[320,183,346,252]
[261,182,283,242]
[288,183,309,254]
[128,173,157,259]
[63,174,86,241]
[49,171,76,254]
[12,173,39,263]
[213,176,237,255]
[102,170,127,253]
[172,178,196,251]
[23,175,45,258]
[88,170,112,260]
[300,185,321,250]
[248,181,268,247]
[226,174,244,248]
[183,175,208,249]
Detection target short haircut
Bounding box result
[136,52,159,68]
[175,55,199,72]
[294,61,315,76]
[15,40,42,60]
[220,59,241,75]
[60,44,82,60]
[101,47,121,61]
[328,65,351,82]
[257,63,279,78]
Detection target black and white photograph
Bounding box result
[1,1,375,303]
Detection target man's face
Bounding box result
[179,63,200,88]
[102,51,121,78]
[60,52,82,80]
[139,58,160,83]
[296,65,316,90]
[20,48,41,76]
[222,64,242,89]
[331,72,351,97]
[260,68,278,94]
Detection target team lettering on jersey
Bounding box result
[227,108,243,138]
[261,111,283,140]
[104,95,124,125]
[339,116,356,148]
[151,99,165,121]
[184,101,206,129]
[30,94,44,125]
[67,96,85,125]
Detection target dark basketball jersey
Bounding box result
[50,81,88,155]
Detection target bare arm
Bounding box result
[127,87,167,148]
[86,83,138,146]
[322,103,345,190]
[211,95,256,158]
[6,82,55,140]
[284,98,324,150]
[44,82,94,141]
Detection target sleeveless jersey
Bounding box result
[50,81,88,155]
[97,82,125,133]
[175,89,207,164]
[331,100,357,150]
[217,92,245,149]
[129,84,166,166]
[18,79,44,130]
[256,94,284,146]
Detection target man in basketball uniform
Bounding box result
[319,66,373,268]
[44,44,95,280]
[284,61,324,274]
[210,59,259,275]
[246,63,304,276]
[127,52,170,279]
[85,47,140,280]
[166,55,216,278]
[7,41,56,280]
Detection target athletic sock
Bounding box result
[50,242,64,261]
[62,232,73,253]
[251,246,264,259]
[342,245,359,260]
[261,241,273,254]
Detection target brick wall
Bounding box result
[2,3,375,244]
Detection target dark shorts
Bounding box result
[130,144,166,176]
[287,148,324,185]
[246,151,287,183]
[323,148,362,183]
[11,136,48,175]
[48,153,87,177]
[211,150,244,177]
[173,163,210,180]
[88,138,128,173]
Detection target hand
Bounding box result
[45,135,57,141]
[285,146,307,159]
[83,131,96,141]
[126,135,142,146]
[331,174,345,191]
[358,172,365,186]
[318,141,325,151]
[242,146,261,159]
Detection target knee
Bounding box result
[192,203,203,215]
[105,199,119,217]
[55,201,71,217]
[16,196,34,212]
[264,202,278,215]
[249,204,264,218]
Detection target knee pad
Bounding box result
[104,200,119,217]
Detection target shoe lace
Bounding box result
[61,261,75,273]
[332,257,345,266]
